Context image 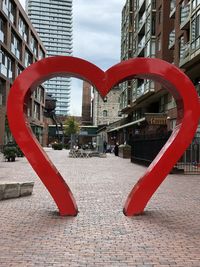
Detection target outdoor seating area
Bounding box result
[69,149,91,158]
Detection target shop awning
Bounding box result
[108,117,146,133]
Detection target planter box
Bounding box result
[119,145,131,159]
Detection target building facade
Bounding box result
[26,0,72,115]
[0,0,47,147]
[109,0,200,168]
[92,86,122,127]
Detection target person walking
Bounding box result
[114,142,119,156]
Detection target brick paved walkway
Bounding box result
[0,148,199,267]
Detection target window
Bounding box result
[151,15,156,35]
[24,50,33,67]
[179,35,185,59]
[180,1,190,24]
[8,0,16,24]
[157,34,161,51]
[39,49,45,59]
[103,110,108,117]
[18,16,28,42]
[192,0,200,10]
[33,103,40,120]
[170,0,176,12]
[30,34,38,57]
[103,96,107,102]
[169,29,175,48]
[146,41,151,57]
[146,15,151,39]
[191,10,200,51]
[0,18,5,43]
[11,32,21,60]
[16,65,23,76]
[2,0,9,15]
[0,79,6,106]
[0,50,13,79]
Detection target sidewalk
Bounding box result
[0,148,199,267]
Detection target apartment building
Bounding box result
[109,0,200,168]
[0,0,46,147]
[120,0,156,115]
[26,0,73,115]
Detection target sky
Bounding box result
[19,0,126,115]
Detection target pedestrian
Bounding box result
[103,141,107,153]
[114,142,119,156]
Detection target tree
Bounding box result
[63,117,80,148]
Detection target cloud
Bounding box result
[72,0,125,115]
[19,0,126,115]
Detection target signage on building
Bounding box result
[145,115,167,125]
[149,117,167,125]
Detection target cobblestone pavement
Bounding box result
[0,148,199,267]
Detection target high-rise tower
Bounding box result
[26,0,72,115]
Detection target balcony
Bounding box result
[132,80,155,103]
[180,3,190,30]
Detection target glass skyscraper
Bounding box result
[26,0,72,115]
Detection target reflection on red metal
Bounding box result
[7,57,200,216]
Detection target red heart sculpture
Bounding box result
[7,57,200,216]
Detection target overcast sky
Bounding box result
[19,0,125,115]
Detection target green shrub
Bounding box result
[52,143,63,150]
[3,147,18,162]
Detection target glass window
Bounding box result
[24,50,33,67]
[157,34,161,51]
[103,110,108,117]
[192,0,200,10]
[0,49,13,79]
[0,18,5,43]
[170,0,176,12]
[18,16,28,42]
[8,0,16,24]
[0,79,6,106]
[30,34,38,57]
[191,10,200,51]
[11,32,21,60]
[169,29,175,48]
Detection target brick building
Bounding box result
[0,0,46,147]
[108,0,200,168]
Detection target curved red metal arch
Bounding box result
[7,56,200,216]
